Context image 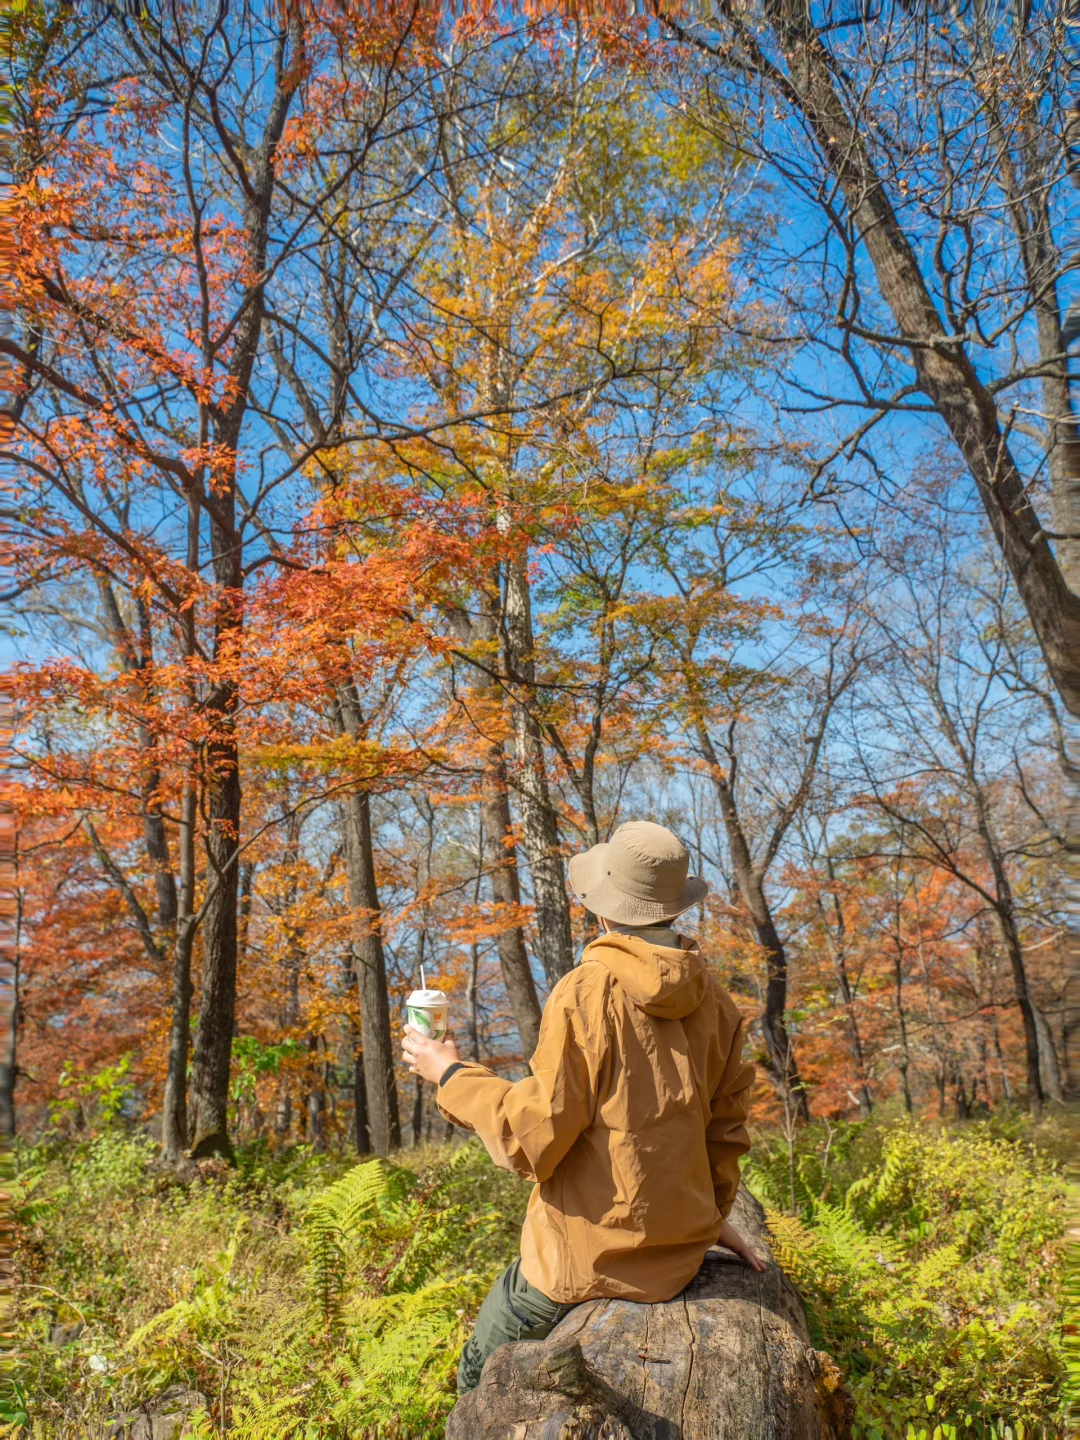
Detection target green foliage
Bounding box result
[1062,1128,1080,1438]
[230,1036,306,1104]
[0,1379,29,1429]
[303,1159,400,1328]
[126,1219,248,1380]
[14,1106,1066,1438]
[748,1114,1066,1439]
[47,1054,135,1134]
[14,1133,526,1438]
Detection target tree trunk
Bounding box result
[186,19,301,1160]
[821,854,872,1116]
[188,707,240,1159]
[331,679,400,1156]
[996,914,1047,1113]
[135,590,176,929]
[162,924,195,1161]
[307,1034,326,1152]
[411,1074,424,1148]
[341,786,400,1156]
[835,957,872,1118]
[977,1030,993,1109]
[480,743,543,1057]
[142,763,176,930]
[751,0,1080,717]
[0,885,20,1140]
[953,1067,972,1122]
[467,938,481,1061]
[275,1089,292,1141]
[447,1186,852,1440]
[990,1002,1013,1103]
[503,553,574,986]
[274,949,301,1144]
[958,778,1043,1111]
[708,766,809,1120]
[186,348,244,1164]
[892,946,914,1115]
[353,1032,371,1156]
[970,813,1044,1108]
[1033,1002,1064,1104]
[978,41,1080,603]
[752,903,811,1123]
[162,774,197,1162]
[445,593,544,1053]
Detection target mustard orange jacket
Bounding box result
[436,932,754,1304]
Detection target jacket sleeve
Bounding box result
[436,966,607,1184]
[707,1017,754,1220]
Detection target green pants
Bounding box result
[458,1259,579,1393]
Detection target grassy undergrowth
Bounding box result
[8,1100,1068,1439]
[11,1131,528,1439]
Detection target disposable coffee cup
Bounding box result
[406,988,449,1040]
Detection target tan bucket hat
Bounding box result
[568,821,709,926]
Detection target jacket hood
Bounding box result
[584,933,708,1020]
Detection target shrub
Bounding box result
[747,1113,1067,1439]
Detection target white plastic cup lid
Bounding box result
[407,989,447,1005]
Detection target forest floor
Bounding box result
[8,1106,1072,1440]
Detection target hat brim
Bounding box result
[568,846,710,926]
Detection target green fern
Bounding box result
[909,1243,962,1295]
[330,1281,473,1433]
[227,1392,311,1440]
[810,1201,906,1291]
[302,1158,394,1329]
[759,1119,1065,1438]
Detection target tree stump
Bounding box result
[446,1186,853,1440]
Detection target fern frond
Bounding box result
[303,1206,346,1330]
[311,1157,393,1237]
[910,1243,962,1295]
[811,1201,907,1279]
[763,1204,820,1286]
[302,1158,399,1329]
[228,1391,308,1440]
[330,1278,471,1431]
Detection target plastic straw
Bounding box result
[420,964,426,991]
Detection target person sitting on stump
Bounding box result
[401,819,766,1396]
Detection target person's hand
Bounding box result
[401,1025,462,1085]
[716,1218,768,1272]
